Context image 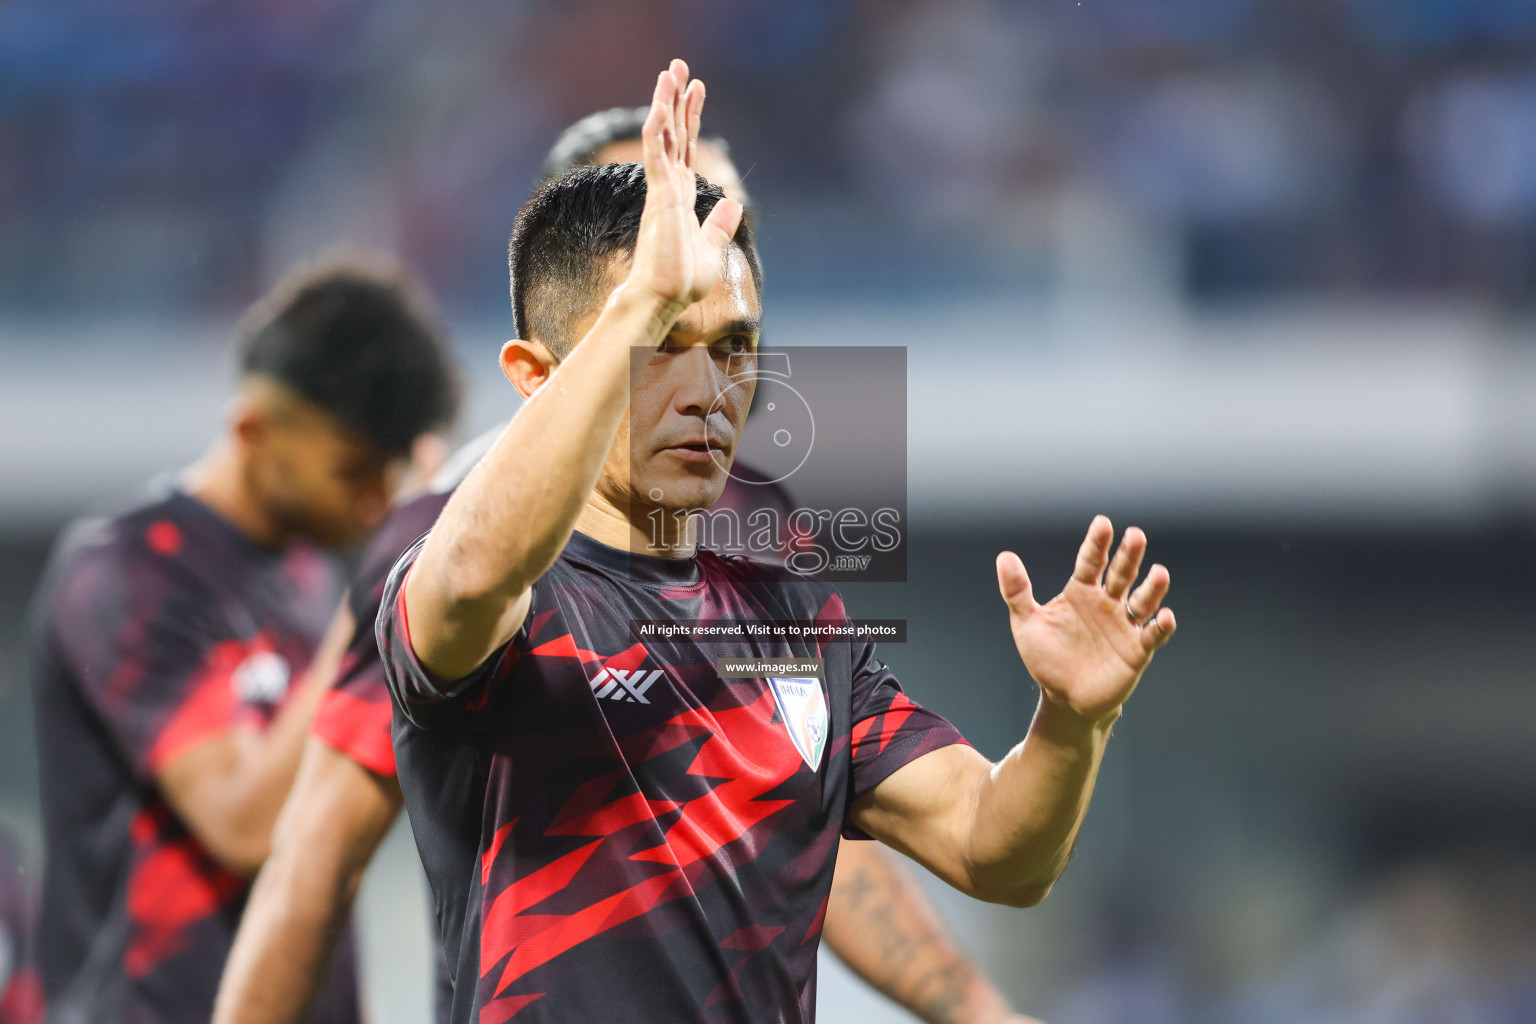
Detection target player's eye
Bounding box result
[714,335,753,356]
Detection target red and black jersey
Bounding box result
[312,425,798,784]
[378,528,966,1024]
[29,486,362,1024]
[0,828,41,1024]
[307,427,807,1024]
[307,428,800,1024]
[311,488,450,779]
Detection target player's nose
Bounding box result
[671,344,726,418]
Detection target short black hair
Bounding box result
[238,252,461,455]
[508,162,760,357]
[539,106,731,183]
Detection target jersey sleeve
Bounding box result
[843,639,968,837]
[47,546,245,779]
[376,535,511,730]
[313,490,454,776]
[309,584,398,777]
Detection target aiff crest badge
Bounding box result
[767,677,828,771]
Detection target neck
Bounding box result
[181,437,287,550]
[575,490,695,558]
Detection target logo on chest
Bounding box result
[767,677,828,771]
[589,664,666,704]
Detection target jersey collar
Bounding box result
[562,529,701,587]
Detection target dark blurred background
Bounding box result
[3,1,1536,1021]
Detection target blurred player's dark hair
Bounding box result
[539,106,731,184]
[238,251,461,455]
[507,163,759,357]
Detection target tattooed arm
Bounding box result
[823,841,1045,1024]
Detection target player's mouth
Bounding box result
[663,441,722,463]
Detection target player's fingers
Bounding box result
[670,58,690,163]
[1071,515,1114,586]
[1102,526,1146,600]
[995,551,1038,620]
[1126,563,1169,622]
[699,197,743,251]
[644,70,674,173]
[685,79,705,171]
[1141,607,1177,651]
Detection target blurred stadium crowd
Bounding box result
[6,0,1536,317]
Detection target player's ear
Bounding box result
[228,386,273,454]
[501,339,559,400]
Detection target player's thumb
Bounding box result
[995,551,1036,619]
[700,196,743,251]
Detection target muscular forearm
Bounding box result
[216,671,332,868]
[966,699,1116,907]
[406,283,678,678]
[825,843,1016,1024]
[214,741,401,1024]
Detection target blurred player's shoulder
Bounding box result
[353,425,501,593]
[34,479,337,639]
[427,424,500,495]
[356,491,449,584]
[34,481,201,612]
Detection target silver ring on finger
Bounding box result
[1125,600,1142,626]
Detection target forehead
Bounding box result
[271,390,391,464]
[671,246,759,336]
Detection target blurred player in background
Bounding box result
[215,108,1041,1024]
[28,254,460,1024]
[0,829,41,1024]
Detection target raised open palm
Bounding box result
[627,59,744,318]
[996,516,1176,723]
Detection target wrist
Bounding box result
[949,984,1015,1024]
[607,279,687,343]
[1033,691,1121,742]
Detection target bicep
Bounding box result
[389,544,531,693]
[409,585,531,684]
[848,744,995,895]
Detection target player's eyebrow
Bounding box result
[714,317,762,338]
[670,315,762,340]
